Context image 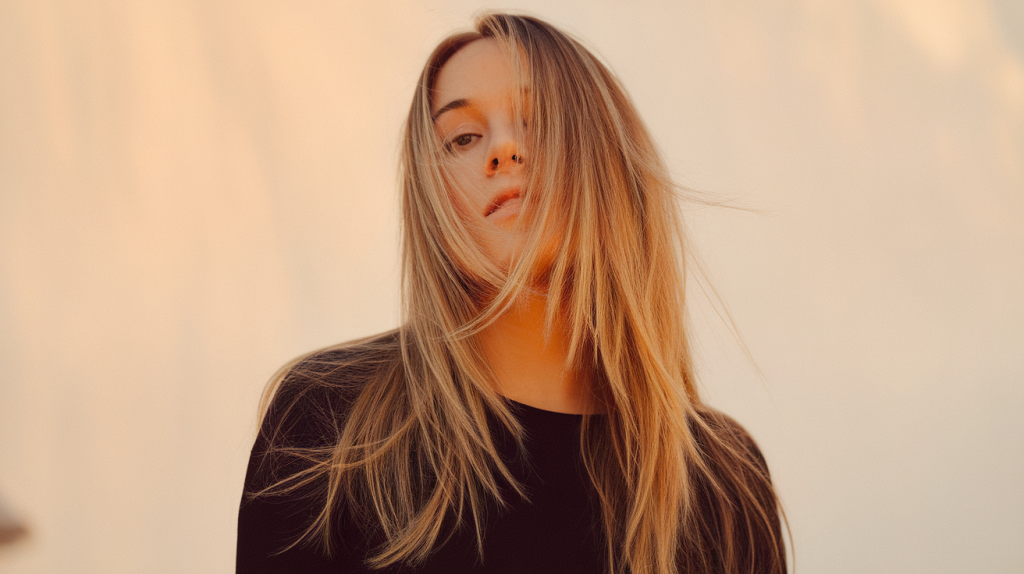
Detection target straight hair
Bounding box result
[252,13,787,574]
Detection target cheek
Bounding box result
[443,175,486,221]
[447,188,473,220]
[443,152,489,214]
[441,172,474,220]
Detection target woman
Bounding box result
[238,13,786,574]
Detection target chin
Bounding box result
[476,221,560,286]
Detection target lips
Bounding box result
[484,188,522,217]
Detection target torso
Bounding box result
[238,392,608,573]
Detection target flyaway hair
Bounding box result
[250,13,787,574]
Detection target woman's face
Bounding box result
[431,38,530,269]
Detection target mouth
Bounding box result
[484,188,522,218]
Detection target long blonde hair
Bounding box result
[252,13,786,574]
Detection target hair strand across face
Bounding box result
[252,13,788,574]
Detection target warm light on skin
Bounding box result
[430,39,592,414]
[431,38,530,269]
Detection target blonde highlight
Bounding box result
[249,13,787,574]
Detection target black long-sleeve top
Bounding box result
[238,392,608,573]
[237,349,780,573]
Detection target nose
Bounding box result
[485,138,524,176]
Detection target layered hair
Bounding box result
[253,13,786,574]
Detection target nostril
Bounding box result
[489,153,522,171]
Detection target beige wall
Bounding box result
[0,1,1021,572]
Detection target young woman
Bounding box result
[237,13,786,574]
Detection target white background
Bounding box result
[1,1,1021,572]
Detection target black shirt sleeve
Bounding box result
[236,354,373,573]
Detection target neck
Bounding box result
[477,292,598,414]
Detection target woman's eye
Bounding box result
[450,134,476,148]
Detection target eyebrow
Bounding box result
[432,98,470,122]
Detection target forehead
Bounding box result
[431,39,522,113]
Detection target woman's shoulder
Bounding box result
[690,406,772,481]
[258,330,403,448]
[686,407,786,571]
[245,330,403,490]
[277,329,401,391]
